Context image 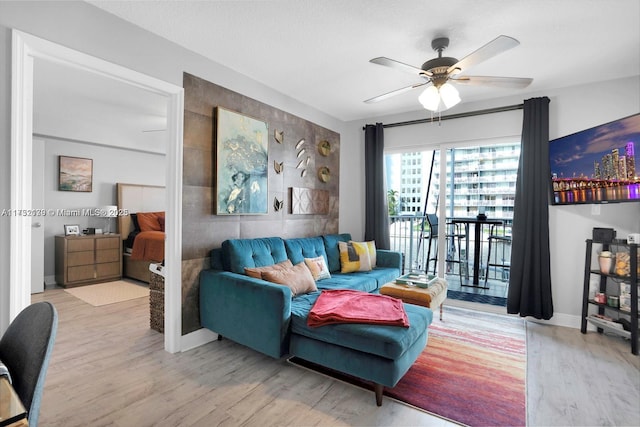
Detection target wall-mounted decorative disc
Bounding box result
[318,140,331,156]
[318,166,331,183]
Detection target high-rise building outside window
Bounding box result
[386,142,521,222]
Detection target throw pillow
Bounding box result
[136,211,164,232]
[351,240,377,267]
[261,262,318,296]
[244,259,293,279]
[304,256,331,281]
[338,241,373,273]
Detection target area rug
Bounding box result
[290,306,526,427]
[64,280,149,306]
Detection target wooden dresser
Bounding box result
[55,234,122,287]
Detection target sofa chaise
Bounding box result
[199,233,433,405]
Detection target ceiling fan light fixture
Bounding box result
[418,86,441,111]
[440,82,461,109]
[418,83,460,112]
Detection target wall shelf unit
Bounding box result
[581,238,639,355]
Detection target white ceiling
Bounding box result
[34,0,640,144]
[84,0,639,122]
[33,58,168,152]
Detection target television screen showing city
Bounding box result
[549,113,640,205]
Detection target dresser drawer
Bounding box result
[96,248,120,263]
[67,250,94,266]
[96,237,120,250]
[67,238,94,252]
[97,262,120,278]
[68,265,95,282]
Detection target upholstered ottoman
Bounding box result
[380,278,448,321]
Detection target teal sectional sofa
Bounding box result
[199,233,433,405]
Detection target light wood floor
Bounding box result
[32,289,639,426]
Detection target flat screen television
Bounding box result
[549,113,640,205]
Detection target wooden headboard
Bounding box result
[116,183,166,240]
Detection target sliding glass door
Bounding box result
[385,140,520,290]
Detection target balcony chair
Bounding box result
[0,302,58,427]
[484,225,512,287]
[424,213,466,277]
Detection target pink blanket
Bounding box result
[307,289,409,328]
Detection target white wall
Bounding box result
[343,75,640,327]
[0,1,346,333]
[40,138,165,281]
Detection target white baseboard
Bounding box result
[525,312,582,329]
[445,299,584,329]
[181,327,218,352]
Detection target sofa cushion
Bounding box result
[291,292,432,360]
[222,237,288,274]
[316,272,378,293]
[304,256,331,281]
[261,262,318,296]
[322,233,352,272]
[284,236,328,266]
[244,259,294,279]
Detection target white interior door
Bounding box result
[31,138,45,293]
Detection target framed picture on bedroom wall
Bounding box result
[214,107,269,215]
[58,155,93,192]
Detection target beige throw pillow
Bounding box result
[244,259,293,279]
[304,256,331,281]
[261,262,318,296]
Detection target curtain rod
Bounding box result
[363,103,524,130]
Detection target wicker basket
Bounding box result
[149,269,165,333]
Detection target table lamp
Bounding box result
[99,205,118,234]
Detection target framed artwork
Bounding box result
[215,107,269,215]
[59,156,93,192]
[64,224,80,236]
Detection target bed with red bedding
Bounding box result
[117,183,165,283]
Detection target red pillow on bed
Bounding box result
[137,212,164,232]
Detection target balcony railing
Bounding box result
[388,214,512,283]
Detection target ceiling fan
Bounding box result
[365,35,533,111]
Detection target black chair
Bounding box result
[424,214,466,275]
[0,302,58,427]
[484,225,512,287]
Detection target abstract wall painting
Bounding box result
[215,107,269,215]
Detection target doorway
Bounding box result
[10,30,184,353]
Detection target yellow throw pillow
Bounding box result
[338,241,373,273]
[244,259,293,279]
[351,240,377,268]
[304,256,331,281]
[261,262,318,296]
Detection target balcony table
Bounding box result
[450,217,504,288]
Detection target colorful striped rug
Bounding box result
[292,305,527,426]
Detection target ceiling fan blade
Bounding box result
[447,35,520,75]
[364,82,430,103]
[370,57,427,76]
[451,75,533,88]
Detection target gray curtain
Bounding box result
[507,97,554,319]
[364,123,391,249]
